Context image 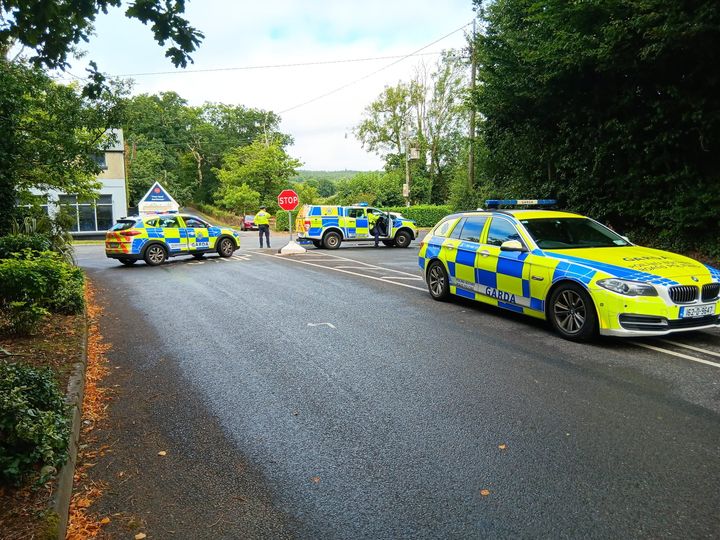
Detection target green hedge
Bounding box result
[0,252,85,315]
[0,361,70,484]
[274,210,298,232]
[0,234,51,259]
[385,205,453,227]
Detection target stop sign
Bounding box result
[277,189,299,211]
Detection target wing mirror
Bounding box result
[500,240,527,252]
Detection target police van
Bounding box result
[295,203,418,249]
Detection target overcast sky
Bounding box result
[61,0,476,171]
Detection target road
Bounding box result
[76,236,720,539]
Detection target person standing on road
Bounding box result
[368,211,380,248]
[255,206,271,248]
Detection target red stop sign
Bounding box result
[277,189,299,211]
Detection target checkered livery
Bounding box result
[105,214,240,262]
[419,210,720,337]
[296,205,417,244]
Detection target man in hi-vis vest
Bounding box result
[255,206,271,248]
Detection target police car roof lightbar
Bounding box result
[484,199,557,209]
[354,202,369,207]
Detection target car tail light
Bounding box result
[120,230,142,237]
[304,219,311,232]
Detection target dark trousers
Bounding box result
[373,226,380,247]
[258,224,270,247]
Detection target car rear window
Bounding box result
[111,220,137,231]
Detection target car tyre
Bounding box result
[217,237,235,257]
[144,244,167,266]
[119,258,137,266]
[312,240,323,249]
[548,282,598,341]
[323,231,341,250]
[381,240,395,247]
[427,260,450,301]
[394,230,412,248]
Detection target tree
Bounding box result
[214,140,302,208]
[1,1,202,88]
[216,184,260,216]
[473,0,720,257]
[0,60,126,232]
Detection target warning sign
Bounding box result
[138,182,179,215]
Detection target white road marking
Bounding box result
[631,342,720,368]
[658,339,720,359]
[307,322,336,329]
[307,252,422,278]
[254,251,426,292]
[380,276,422,281]
[335,265,375,270]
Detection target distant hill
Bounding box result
[292,170,368,183]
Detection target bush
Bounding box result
[274,210,298,232]
[0,234,51,259]
[385,205,454,227]
[2,302,49,336]
[0,252,85,315]
[191,203,243,227]
[0,361,70,484]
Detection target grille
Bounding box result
[669,285,698,304]
[618,314,667,331]
[667,315,720,329]
[702,283,720,302]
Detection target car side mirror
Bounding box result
[500,240,527,252]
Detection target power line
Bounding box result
[113,52,451,77]
[278,21,473,115]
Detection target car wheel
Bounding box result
[192,253,205,259]
[217,237,235,257]
[394,230,412,248]
[312,240,323,249]
[323,231,341,249]
[144,244,167,266]
[548,282,598,341]
[119,258,137,266]
[426,260,450,301]
[381,240,395,247]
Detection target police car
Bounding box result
[418,200,720,340]
[105,213,241,266]
[295,203,418,249]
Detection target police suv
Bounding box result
[295,204,418,249]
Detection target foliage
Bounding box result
[0,361,69,484]
[0,60,127,234]
[190,203,243,228]
[274,210,298,232]
[385,205,454,227]
[332,171,404,207]
[215,184,260,216]
[214,140,302,209]
[473,0,720,258]
[10,212,76,263]
[0,0,202,96]
[2,301,49,336]
[0,252,85,316]
[0,234,50,259]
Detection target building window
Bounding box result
[92,153,108,170]
[59,194,113,232]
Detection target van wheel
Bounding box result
[144,244,167,266]
[395,230,412,248]
[427,260,450,301]
[548,282,598,341]
[323,231,341,249]
[312,240,323,248]
[217,237,235,257]
[119,258,136,266]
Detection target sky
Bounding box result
[60,0,476,171]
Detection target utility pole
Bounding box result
[468,19,477,191]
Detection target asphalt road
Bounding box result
[76,235,720,539]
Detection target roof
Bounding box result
[505,209,582,220]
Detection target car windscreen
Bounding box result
[111,220,137,231]
[520,218,630,249]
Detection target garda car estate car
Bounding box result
[295,203,418,249]
[105,213,241,266]
[418,200,720,340]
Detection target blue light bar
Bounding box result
[355,202,369,207]
[485,199,557,208]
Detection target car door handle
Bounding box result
[479,250,490,257]
[445,245,455,250]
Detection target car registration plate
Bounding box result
[679,304,716,318]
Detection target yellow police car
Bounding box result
[419,200,720,340]
[105,213,241,266]
[295,203,418,249]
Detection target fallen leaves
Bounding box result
[498,443,507,450]
[158,451,167,457]
[480,489,491,497]
[135,533,147,540]
[311,476,321,484]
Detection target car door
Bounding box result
[449,216,488,299]
[159,215,188,253]
[182,216,210,251]
[345,207,364,239]
[368,208,392,239]
[477,216,531,311]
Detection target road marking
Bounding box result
[380,276,422,281]
[307,322,336,329]
[255,251,426,292]
[334,265,372,270]
[308,252,422,278]
[658,339,720,359]
[631,341,720,368]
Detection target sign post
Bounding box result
[277,189,304,254]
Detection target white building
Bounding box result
[33,128,128,237]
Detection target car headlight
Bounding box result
[597,278,658,297]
